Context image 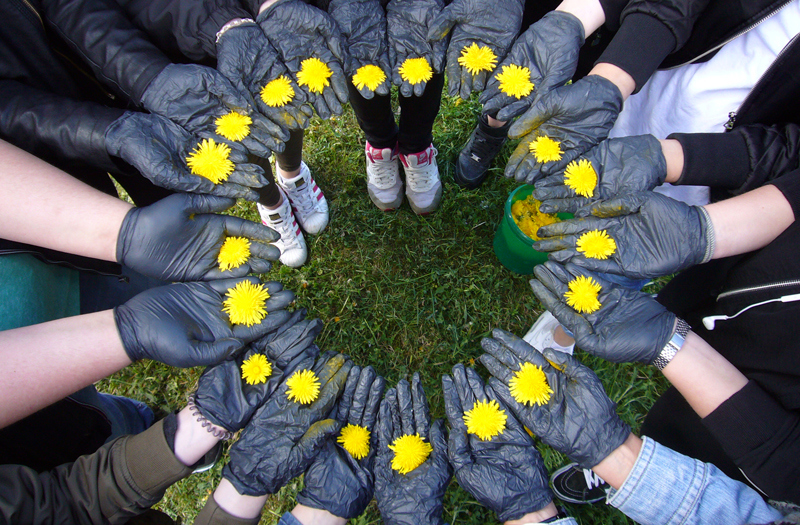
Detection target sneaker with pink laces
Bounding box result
[256,193,308,268]
[277,161,329,235]
[400,144,442,215]
[366,141,403,211]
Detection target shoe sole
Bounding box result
[550,463,606,504]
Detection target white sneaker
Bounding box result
[524,311,575,354]
[276,161,329,235]
[257,193,307,268]
[401,144,442,215]
[366,141,403,211]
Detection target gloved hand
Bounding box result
[386,0,447,97]
[114,277,295,367]
[105,112,268,201]
[480,11,583,119]
[533,135,668,214]
[297,365,386,518]
[505,74,623,184]
[529,261,676,364]
[442,364,552,522]
[223,352,352,495]
[216,22,313,133]
[116,193,280,282]
[426,0,524,100]
[534,191,712,279]
[374,373,452,525]
[194,311,323,432]
[257,0,349,120]
[328,0,392,99]
[480,328,631,468]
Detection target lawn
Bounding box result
[98,88,670,525]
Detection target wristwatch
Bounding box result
[653,318,690,370]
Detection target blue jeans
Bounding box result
[69,386,154,442]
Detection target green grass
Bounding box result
[98,89,670,524]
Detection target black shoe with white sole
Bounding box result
[550,463,608,504]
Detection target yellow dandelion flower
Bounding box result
[564,159,598,198]
[222,281,270,326]
[215,112,252,141]
[511,195,561,241]
[186,138,235,184]
[352,64,386,91]
[458,43,497,75]
[296,57,332,94]
[495,64,534,99]
[576,230,617,260]
[286,369,320,404]
[261,76,295,107]
[241,354,272,385]
[218,236,251,272]
[463,399,507,441]
[564,275,602,314]
[509,362,553,406]
[529,136,563,163]
[398,57,433,85]
[338,423,371,460]
[388,433,433,474]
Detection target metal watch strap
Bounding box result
[216,18,256,43]
[654,318,690,370]
[698,206,716,264]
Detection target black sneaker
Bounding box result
[550,463,608,504]
[454,116,510,189]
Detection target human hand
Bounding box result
[223,352,353,496]
[374,373,451,525]
[480,11,584,120]
[257,0,349,120]
[532,135,667,214]
[386,0,447,97]
[480,328,631,468]
[426,0,524,100]
[442,364,552,522]
[297,365,386,518]
[529,261,676,364]
[114,277,295,367]
[505,75,623,184]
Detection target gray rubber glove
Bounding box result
[529,261,676,364]
[374,374,452,525]
[426,0,524,100]
[386,0,447,98]
[442,364,552,522]
[116,193,280,282]
[114,277,295,367]
[105,112,268,201]
[297,365,386,519]
[533,135,668,214]
[480,328,631,468]
[329,0,392,99]
[534,191,712,280]
[506,74,623,184]
[223,352,353,496]
[480,11,584,120]
[257,0,349,120]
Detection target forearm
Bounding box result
[555,0,605,38]
[291,505,347,525]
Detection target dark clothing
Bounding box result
[276,129,306,173]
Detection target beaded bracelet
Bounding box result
[187,394,234,441]
[215,18,256,43]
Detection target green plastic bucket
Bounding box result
[493,184,572,275]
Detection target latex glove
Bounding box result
[529,261,676,364]
[194,311,323,432]
[426,0,524,100]
[328,0,392,99]
[257,0,349,120]
[386,0,447,98]
[297,365,387,519]
[223,352,353,495]
[374,373,452,525]
[505,75,623,184]
[533,135,668,214]
[442,364,552,522]
[216,22,313,134]
[116,193,280,282]
[105,112,267,201]
[480,328,631,468]
[534,191,711,280]
[480,11,584,120]
[114,277,295,367]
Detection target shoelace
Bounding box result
[405,150,438,192]
[582,469,606,490]
[368,155,398,187]
[266,205,302,250]
[286,179,318,216]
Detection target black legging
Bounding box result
[254,128,304,207]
